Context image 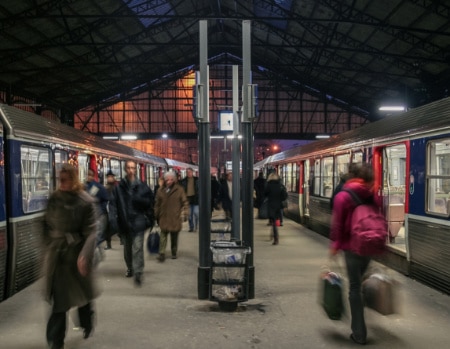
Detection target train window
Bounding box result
[111,159,121,180]
[313,159,321,196]
[285,163,294,192]
[352,152,363,163]
[426,139,450,215]
[21,145,52,213]
[313,157,334,198]
[334,154,350,188]
[55,150,68,187]
[77,154,89,184]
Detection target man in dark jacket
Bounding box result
[180,167,199,232]
[109,161,154,286]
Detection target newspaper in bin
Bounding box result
[210,241,251,264]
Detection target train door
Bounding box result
[0,123,6,301]
[299,159,310,222]
[375,144,408,252]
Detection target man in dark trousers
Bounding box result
[180,167,199,232]
[109,161,154,286]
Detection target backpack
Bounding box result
[343,188,388,256]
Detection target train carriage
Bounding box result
[0,104,169,302]
[259,97,450,295]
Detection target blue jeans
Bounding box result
[189,204,199,230]
[344,251,371,343]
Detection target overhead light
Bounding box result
[162,133,168,139]
[121,134,137,140]
[226,134,243,139]
[316,134,330,139]
[379,106,406,111]
[103,135,119,140]
[211,135,225,139]
[13,103,42,107]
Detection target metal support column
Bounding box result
[197,20,211,300]
[231,65,240,241]
[241,20,255,299]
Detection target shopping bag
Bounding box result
[147,227,160,254]
[362,273,396,315]
[320,271,344,320]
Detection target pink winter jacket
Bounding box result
[330,178,375,252]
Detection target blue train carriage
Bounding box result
[261,97,450,295]
[0,122,5,302]
[0,104,167,302]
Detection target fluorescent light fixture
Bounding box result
[103,135,119,140]
[121,134,137,140]
[316,134,330,139]
[162,133,168,139]
[13,103,42,107]
[226,134,243,139]
[211,135,225,139]
[379,106,406,111]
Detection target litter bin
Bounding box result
[210,218,232,241]
[209,241,251,311]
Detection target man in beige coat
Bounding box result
[154,171,189,261]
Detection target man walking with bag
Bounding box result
[154,171,189,261]
[109,161,154,286]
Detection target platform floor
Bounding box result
[0,210,449,349]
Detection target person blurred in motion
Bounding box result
[253,171,266,209]
[109,160,154,286]
[329,163,375,345]
[180,167,199,232]
[43,164,99,349]
[264,172,285,245]
[153,176,165,194]
[219,172,234,220]
[104,170,117,249]
[154,171,189,261]
[211,174,221,215]
[85,168,109,258]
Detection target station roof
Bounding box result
[1,0,450,119]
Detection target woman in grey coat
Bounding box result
[43,164,99,349]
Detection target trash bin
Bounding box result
[209,241,251,311]
[210,218,232,241]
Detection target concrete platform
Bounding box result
[0,210,449,349]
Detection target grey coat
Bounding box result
[43,190,99,312]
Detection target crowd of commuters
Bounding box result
[42,163,294,348]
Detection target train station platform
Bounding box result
[1,210,449,349]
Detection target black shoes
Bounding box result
[188,229,194,232]
[134,273,142,287]
[83,326,93,339]
[125,269,134,277]
[171,255,177,259]
[350,334,366,345]
[157,254,165,262]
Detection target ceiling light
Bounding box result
[121,134,137,140]
[316,134,330,139]
[379,106,406,111]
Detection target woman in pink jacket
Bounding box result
[329,163,374,345]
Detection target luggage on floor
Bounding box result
[362,273,396,315]
[320,271,344,320]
